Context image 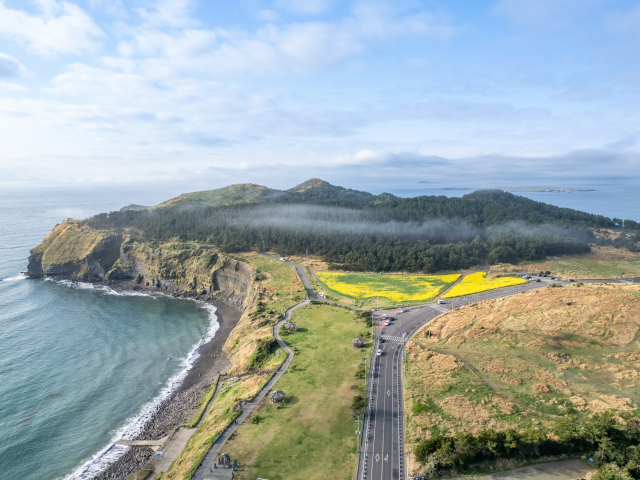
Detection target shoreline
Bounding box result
[48,277,245,480]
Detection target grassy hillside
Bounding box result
[155,183,284,209]
[157,254,306,479]
[30,219,121,270]
[224,304,372,480]
[491,246,640,279]
[404,283,640,473]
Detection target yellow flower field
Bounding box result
[315,272,460,304]
[441,272,527,298]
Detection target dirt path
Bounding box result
[442,459,593,480]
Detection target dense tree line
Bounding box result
[85,189,620,272]
[414,411,640,479]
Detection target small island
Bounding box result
[504,187,595,193]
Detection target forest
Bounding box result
[414,411,640,480]
[85,187,636,273]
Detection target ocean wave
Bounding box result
[2,274,27,282]
[59,284,219,480]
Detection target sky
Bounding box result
[1,0,639,191]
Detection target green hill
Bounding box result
[155,183,285,209]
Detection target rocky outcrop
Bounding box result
[28,221,254,308]
[27,252,44,278]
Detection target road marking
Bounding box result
[375,453,380,462]
[387,390,390,396]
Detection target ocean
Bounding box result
[0,182,636,480]
[0,186,216,480]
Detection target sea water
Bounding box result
[0,186,216,480]
[0,182,636,480]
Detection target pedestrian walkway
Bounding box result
[381,335,405,343]
[192,299,308,479]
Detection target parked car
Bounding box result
[382,314,388,319]
[535,279,541,282]
[384,320,390,326]
[543,274,548,277]
[401,308,407,313]
[377,349,382,356]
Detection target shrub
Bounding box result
[412,401,428,416]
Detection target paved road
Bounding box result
[359,275,614,480]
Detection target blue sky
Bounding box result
[1,0,639,190]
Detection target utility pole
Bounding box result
[354,416,363,453]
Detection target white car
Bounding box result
[401,308,407,313]
[384,320,390,326]
[376,349,382,356]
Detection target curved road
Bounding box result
[359,275,629,480]
[248,256,627,480]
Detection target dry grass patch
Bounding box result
[405,283,640,451]
[490,246,640,279]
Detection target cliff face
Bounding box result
[28,220,254,308]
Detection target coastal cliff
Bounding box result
[27,219,253,308]
[26,220,304,374]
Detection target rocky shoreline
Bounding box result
[46,277,245,480]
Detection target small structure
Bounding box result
[284,322,297,332]
[269,390,285,404]
[352,338,365,348]
[218,452,231,467]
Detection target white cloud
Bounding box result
[135,0,198,28]
[0,53,26,77]
[106,3,453,78]
[0,81,28,92]
[0,0,103,56]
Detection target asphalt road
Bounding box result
[359,276,595,480]
[252,255,621,479]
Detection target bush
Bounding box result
[351,395,367,411]
[412,401,428,416]
[247,338,276,370]
[414,411,640,476]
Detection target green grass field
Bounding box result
[223,304,372,480]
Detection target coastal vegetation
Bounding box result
[223,304,372,480]
[157,253,304,479]
[404,283,640,477]
[82,180,621,273]
[183,378,219,428]
[440,272,526,299]
[316,272,459,306]
[491,246,640,280]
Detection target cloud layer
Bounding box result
[0,0,638,186]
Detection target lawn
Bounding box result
[441,272,526,298]
[315,272,460,307]
[490,246,640,280]
[223,304,373,480]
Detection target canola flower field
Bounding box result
[315,272,460,304]
[441,272,527,298]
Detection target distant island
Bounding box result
[432,186,595,193]
[504,187,595,193]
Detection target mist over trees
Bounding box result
[85,189,620,273]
